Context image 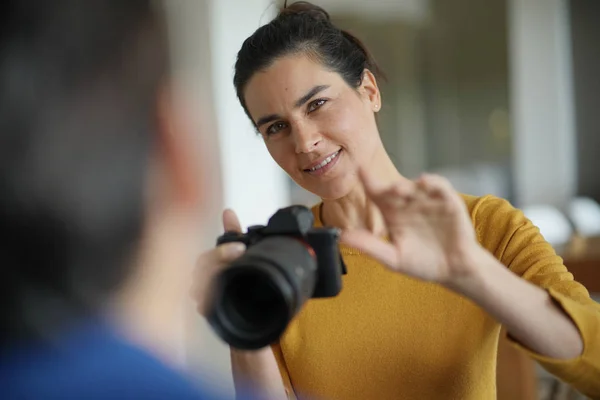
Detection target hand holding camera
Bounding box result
[192,210,247,318]
[205,206,346,350]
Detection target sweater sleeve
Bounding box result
[472,195,600,399]
[271,342,297,400]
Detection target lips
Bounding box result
[303,149,342,172]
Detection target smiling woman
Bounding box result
[242,52,385,201]
[237,32,386,201]
[216,2,600,400]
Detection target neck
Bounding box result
[321,148,406,235]
[106,215,193,370]
[108,283,185,368]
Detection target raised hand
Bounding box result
[341,168,482,285]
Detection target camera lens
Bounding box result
[207,236,317,350]
[219,269,289,343]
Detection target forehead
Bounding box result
[243,54,344,119]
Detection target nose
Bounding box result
[293,123,322,154]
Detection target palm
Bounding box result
[342,170,478,284]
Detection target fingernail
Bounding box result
[221,242,246,258]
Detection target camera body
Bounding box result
[217,205,346,298]
[207,205,346,349]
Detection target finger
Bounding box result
[209,242,247,267]
[192,242,246,282]
[191,242,246,307]
[341,229,400,269]
[357,166,389,198]
[412,197,448,215]
[358,167,415,209]
[410,179,439,208]
[417,174,467,215]
[223,208,242,233]
[416,174,454,200]
[389,182,417,204]
[218,241,246,261]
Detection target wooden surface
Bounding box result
[496,235,600,400]
[497,328,539,400]
[561,236,600,292]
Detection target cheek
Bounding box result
[324,101,369,150]
[266,140,298,175]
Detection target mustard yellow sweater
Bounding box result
[272,194,600,400]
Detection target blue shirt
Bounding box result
[0,320,249,399]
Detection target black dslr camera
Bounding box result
[206,205,346,350]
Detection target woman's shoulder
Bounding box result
[458,193,519,224]
[459,193,534,256]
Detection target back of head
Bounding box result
[0,0,169,345]
[233,1,384,122]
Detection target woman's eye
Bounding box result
[308,99,327,113]
[266,121,288,136]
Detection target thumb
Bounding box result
[223,208,243,233]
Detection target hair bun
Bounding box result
[278,1,330,22]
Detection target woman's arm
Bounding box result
[451,244,584,359]
[456,195,600,397]
[231,347,289,400]
[342,170,600,398]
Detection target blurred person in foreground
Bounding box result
[0,1,252,399]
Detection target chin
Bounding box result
[304,175,356,201]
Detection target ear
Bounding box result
[359,69,382,113]
[155,84,203,209]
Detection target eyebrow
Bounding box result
[255,85,330,128]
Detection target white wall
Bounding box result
[165,0,290,396]
[209,0,290,230]
[508,0,577,208]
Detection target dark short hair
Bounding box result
[233,1,384,124]
[0,0,169,344]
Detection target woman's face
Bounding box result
[243,54,382,200]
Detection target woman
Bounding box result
[219,2,600,399]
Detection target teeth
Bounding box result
[310,150,340,171]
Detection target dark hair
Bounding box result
[0,0,169,344]
[233,1,384,123]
